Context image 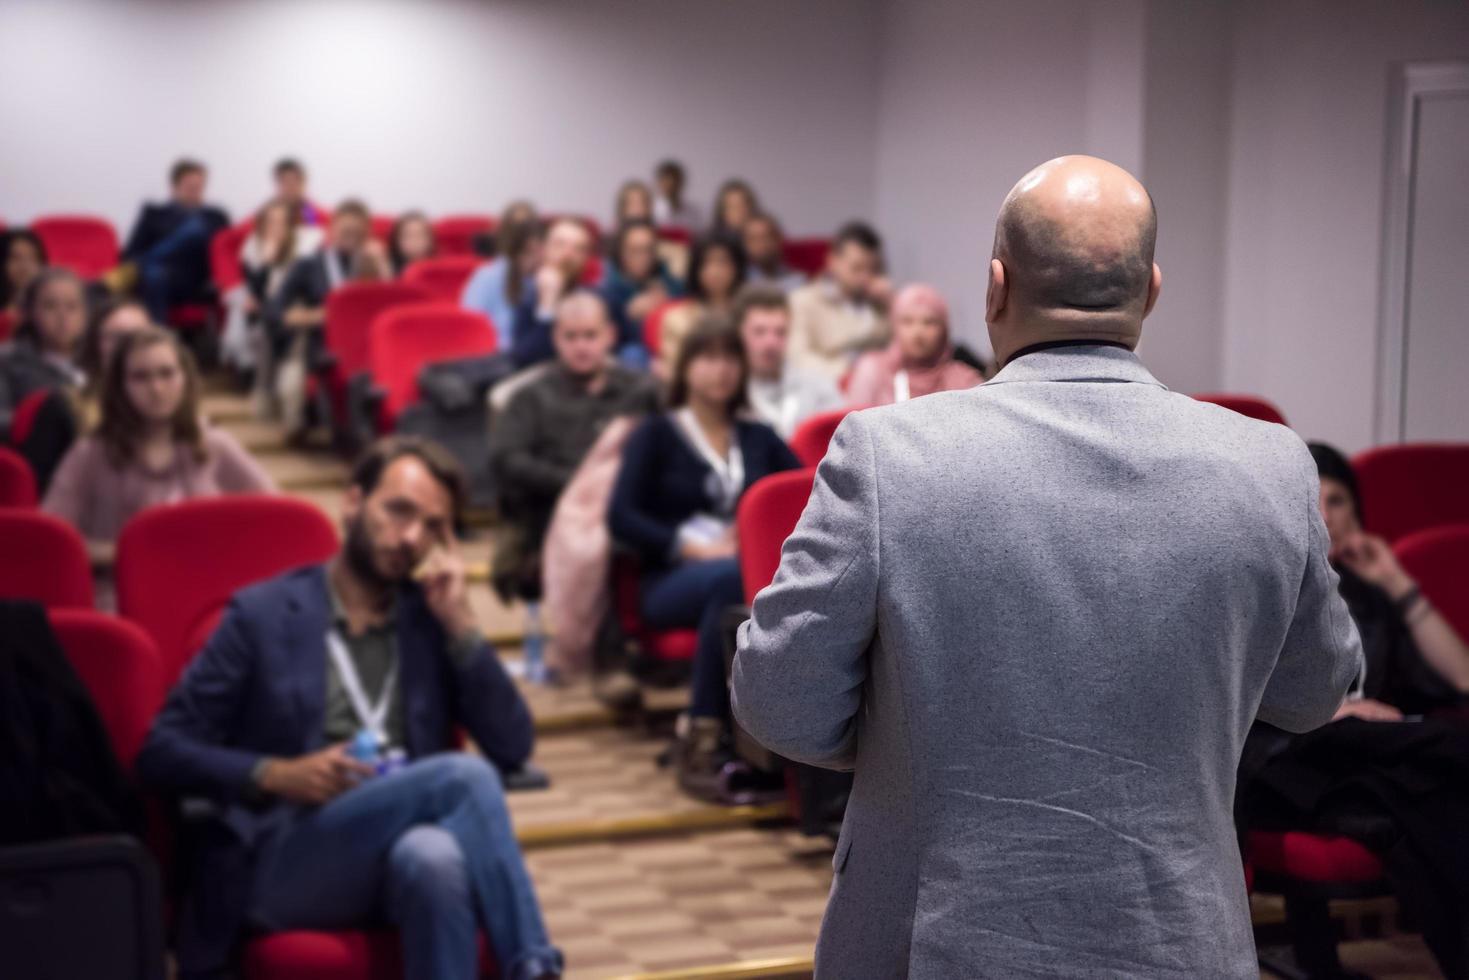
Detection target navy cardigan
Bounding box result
[609,412,800,570]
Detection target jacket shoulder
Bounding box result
[231,564,328,619]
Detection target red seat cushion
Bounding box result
[1247,830,1384,884]
[243,930,497,980]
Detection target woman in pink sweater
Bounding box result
[44,327,275,554]
[845,283,984,407]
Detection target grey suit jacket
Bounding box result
[732,344,1361,979]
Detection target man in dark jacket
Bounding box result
[138,437,561,980]
[123,159,230,322]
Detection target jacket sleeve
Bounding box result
[511,290,554,368]
[487,388,574,500]
[607,417,679,563]
[136,602,266,801]
[122,205,154,261]
[449,637,535,772]
[731,411,879,769]
[1256,451,1363,733]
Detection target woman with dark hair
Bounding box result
[600,219,682,370]
[462,218,543,352]
[613,180,655,226]
[1,229,47,313]
[78,298,151,416]
[609,316,799,800]
[0,269,88,434]
[709,179,760,238]
[654,234,746,379]
[1237,441,1469,979]
[43,327,273,556]
[388,211,437,276]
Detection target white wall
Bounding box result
[0,0,883,236]
[1219,0,1469,452]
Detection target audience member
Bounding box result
[613,180,655,226]
[43,327,274,559]
[846,283,983,406]
[462,218,543,352]
[609,317,798,799]
[652,159,702,230]
[710,179,760,238]
[735,286,843,439]
[0,268,87,435]
[489,292,658,600]
[510,218,595,368]
[1,229,47,314]
[78,297,151,417]
[654,233,746,379]
[787,221,891,381]
[600,219,682,369]
[741,213,805,293]
[267,199,389,436]
[137,436,561,980]
[122,158,231,323]
[272,157,324,225]
[389,210,437,276]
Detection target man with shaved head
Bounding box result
[733,156,1359,978]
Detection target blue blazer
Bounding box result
[609,413,800,570]
[137,564,534,975]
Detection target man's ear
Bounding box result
[985,259,1007,324]
[1142,263,1163,318]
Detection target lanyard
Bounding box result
[324,629,397,742]
[674,407,745,514]
[893,370,911,404]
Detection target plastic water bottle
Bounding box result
[348,729,381,772]
[523,601,547,684]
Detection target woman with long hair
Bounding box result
[388,210,437,276]
[0,229,47,313]
[461,214,544,351]
[652,233,746,380]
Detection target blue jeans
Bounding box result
[641,557,743,719]
[248,754,562,980]
[138,213,211,322]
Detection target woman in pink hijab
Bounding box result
[845,283,983,407]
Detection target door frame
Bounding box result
[1375,60,1469,444]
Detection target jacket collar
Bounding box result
[984,342,1168,390]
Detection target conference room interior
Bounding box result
[1,1,1467,978]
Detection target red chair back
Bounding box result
[431,214,497,257]
[736,468,818,605]
[0,309,16,342]
[1191,393,1288,426]
[0,510,94,608]
[644,299,690,357]
[401,255,482,301]
[657,225,692,245]
[368,304,497,426]
[48,610,166,769]
[1395,524,1469,641]
[0,446,37,507]
[31,215,120,279]
[1352,443,1469,543]
[115,496,339,683]
[210,220,253,293]
[782,237,830,278]
[324,282,433,386]
[370,214,397,245]
[789,409,851,468]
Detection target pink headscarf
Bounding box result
[846,283,982,406]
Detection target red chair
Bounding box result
[0,510,94,608]
[789,409,851,468]
[402,255,483,301]
[9,389,53,447]
[1395,524,1469,640]
[643,298,691,358]
[736,468,817,605]
[431,214,497,257]
[1191,393,1288,426]
[1352,443,1469,543]
[115,496,339,684]
[656,225,692,245]
[612,553,698,664]
[211,220,254,294]
[370,214,397,246]
[48,610,167,770]
[243,929,498,980]
[318,282,432,441]
[0,446,37,507]
[366,304,497,431]
[782,237,830,278]
[0,309,16,342]
[31,215,119,279]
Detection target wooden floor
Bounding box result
[204,387,1443,979]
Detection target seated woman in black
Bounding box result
[609,315,799,800]
[1238,442,1469,979]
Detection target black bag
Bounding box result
[394,353,517,511]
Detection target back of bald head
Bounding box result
[992,156,1157,317]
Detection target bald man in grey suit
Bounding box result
[732,156,1361,979]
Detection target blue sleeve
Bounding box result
[608,417,680,564]
[459,263,496,314]
[450,637,535,771]
[510,290,555,368]
[136,602,266,802]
